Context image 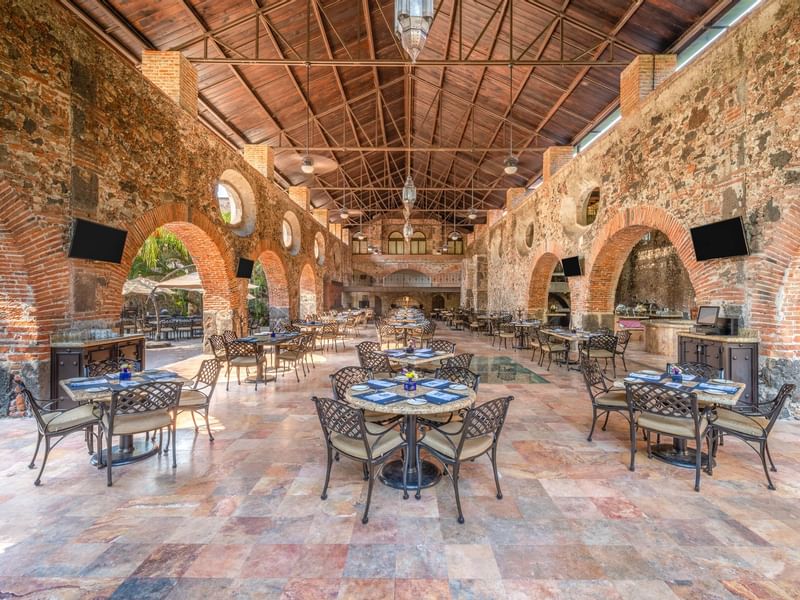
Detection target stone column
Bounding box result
[542,146,575,183]
[141,51,197,116]
[620,54,677,118]
[288,186,310,211]
[243,144,274,179]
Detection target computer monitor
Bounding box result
[696,305,719,326]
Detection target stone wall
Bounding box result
[615,231,695,313]
[467,0,800,408]
[0,0,349,397]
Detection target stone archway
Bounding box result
[527,249,563,319]
[298,263,318,319]
[256,248,290,322]
[582,206,724,323]
[108,203,239,341]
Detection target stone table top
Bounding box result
[345,378,476,416]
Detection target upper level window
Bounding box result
[446,238,464,255]
[387,231,404,255]
[215,183,242,225]
[410,231,426,255]
[583,188,600,226]
[282,219,293,248]
[352,239,370,254]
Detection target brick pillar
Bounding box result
[341,228,350,245]
[620,54,677,118]
[243,144,274,179]
[141,51,197,116]
[542,146,575,183]
[506,187,526,210]
[312,208,328,227]
[328,222,342,240]
[288,186,310,211]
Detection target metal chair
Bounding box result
[312,396,404,524]
[580,357,630,441]
[25,389,101,486]
[417,396,513,523]
[538,331,568,370]
[675,362,719,379]
[429,339,456,354]
[222,330,237,344]
[85,359,120,377]
[223,339,263,391]
[441,353,474,369]
[710,384,795,490]
[433,366,480,391]
[276,333,309,382]
[580,334,619,376]
[176,358,221,442]
[614,330,632,371]
[99,381,182,486]
[625,381,712,492]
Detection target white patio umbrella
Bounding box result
[123,276,173,296]
[156,271,205,293]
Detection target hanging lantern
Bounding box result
[449,229,461,241]
[353,230,365,240]
[467,207,478,220]
[402,220,414,242]
[339,208,350,220]
[301,155,315,174]
[503,155,519,175]
[402,175,416,205]
[394,0,434,63]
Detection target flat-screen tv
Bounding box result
[236,257,254,279]
[696,305,720,326]
[561,256,582,277]
[690,216,749,261]
[68,218,127,264]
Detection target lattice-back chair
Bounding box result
[24,389,101,486]
[580,357,630,442]
[329,366,372,402]
[100,381,182,486]
[319,322,339,352]
[529,325,543,363]
[580,333,619,376]
[537,331,569,371]
[441,353,474,369]
[85,359,120,377]
[417,396,513,522]
[710,383,795,490]
[429,339,456,354]
[223,339,263,391]
[614,329,632,371]
[208,334,227,364]
[222,330,237,344]
[303,330,317,371]
[625,381,711,491]
[675,362,719,380]
[312,396,404,523]
[276,333,309,382]
[361,350,397,377]
[411,321,436,348]
[176,358,221,442]
[434,366,480,392]
[356,341,381,366]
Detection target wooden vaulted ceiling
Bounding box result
[65,0,732,225]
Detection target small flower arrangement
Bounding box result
[120,362,132,381]
[403,369,418,392]
[404,370,418,381]
[670,365,683,382]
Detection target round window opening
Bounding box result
[216,183,242,226]
[282,219,293,249]
[314,232,325,265]
[525,223,535,248]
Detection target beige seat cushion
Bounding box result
[330,428,402,460]
[637,413,707,438]
[278,351,302,361]
[230,356,259,367]
[421,427,493,460]
[595,389,628,408]
[43,404,99,433]
[586,349,615,359]
[179,389,208,407]
[713,408,768,437]
[103,411,172,435]
[364,410,396,423]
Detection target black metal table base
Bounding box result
[91,435,160,466]
[379,458,441,490]
[651,443,714,469]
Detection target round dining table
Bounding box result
[345,377,476,490]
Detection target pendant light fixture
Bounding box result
[301,63,315,174]
[468,118,478,220]
[402,175,416,206]
[402,220,414,242]
[353,213,365,240]
[503,64,519,175]
[449,210,461,241]
[394,0,434,63]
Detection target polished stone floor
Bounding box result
[2,326,800,599]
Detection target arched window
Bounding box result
[583,188,600,225]
[352,239,370,254]
[410,231,426,255]
[387,231,404,255]
[446,238,464,255]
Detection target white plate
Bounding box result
[612,380,625,389]
[406,398,428,405]
[710,378,734,385]
[351,384,369,391]
[703,389,727,396]
[640,370,661,375]
[449,384,468,390]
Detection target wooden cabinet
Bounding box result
[678,334,758,406]
[49,335,146,407]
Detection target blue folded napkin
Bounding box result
[424,390,465,405]
[697,382,739,394]
[354,391,406,405]
[419,379,449,388]
[238,336,258,343]
[68,378,108,389]
[629,373,663,382]
[366,379,396,389]
[664,382,684,390]
[140,370,178,379]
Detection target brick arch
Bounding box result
[750,202,800,357]
[298,263,318,319]
[583,205,722,314]
[107,203,239,337]
[255,247,290,321]
[527,244,566,317]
